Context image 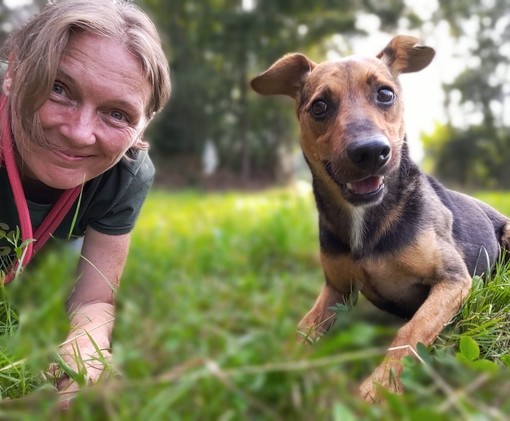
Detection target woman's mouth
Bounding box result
[52,148,92,161]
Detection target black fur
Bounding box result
[428,177,503,276]
[313,141,504,277]
[315,143,423,259]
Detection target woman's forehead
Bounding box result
[61,32,152,111]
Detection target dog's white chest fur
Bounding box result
[350,208,366,253]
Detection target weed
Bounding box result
[0,187,508,419]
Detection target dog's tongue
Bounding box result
[347,176,383,195]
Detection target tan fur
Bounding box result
[251,35,506,403]
[502,222,510,253]
[298,58,407,185]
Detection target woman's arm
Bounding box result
[56,227,130,403]
[69,226,130,309]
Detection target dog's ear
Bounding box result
[250,53,316,99]
[377,35,435,74]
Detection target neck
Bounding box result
[310,142,418,257]
[21,175,63,204]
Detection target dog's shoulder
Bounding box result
[425,174,503,231]
[425,175,502,275]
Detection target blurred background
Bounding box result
[2,0,509,191]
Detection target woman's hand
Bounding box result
[54,228,130,408]
[56,302,115,408]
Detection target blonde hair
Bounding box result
[2,0,171,151]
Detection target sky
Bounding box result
[4,0,32,8]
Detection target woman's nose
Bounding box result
[60,106,97,146]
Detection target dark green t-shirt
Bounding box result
[0,150,154,272]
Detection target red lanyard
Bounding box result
[0,95,81,284]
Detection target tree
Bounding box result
[2,0,420,185]
[0,0,45,45]
[424,0,510,188]
[138,0,416,184]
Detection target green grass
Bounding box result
[0,186,509,419]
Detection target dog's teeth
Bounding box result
[346,176,384,195]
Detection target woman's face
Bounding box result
[7,31,152,190]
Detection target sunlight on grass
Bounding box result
[130,187,319,279]
[0,187,509,418]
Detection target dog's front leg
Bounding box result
[359,272,472,402]
[297,253,358,343]
[297,282,351,343]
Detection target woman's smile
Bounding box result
[51,147,94,162]
[11,31,151,190]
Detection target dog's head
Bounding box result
[251,35,435,207]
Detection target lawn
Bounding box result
[0,185,509,420]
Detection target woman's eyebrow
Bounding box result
[54,68,76,86]
[54,68,145,115]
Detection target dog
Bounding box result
[250,35,510,402]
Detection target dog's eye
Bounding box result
[376,87,395,104]
[310,100,328,117]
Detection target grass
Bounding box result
[0,185,509,419]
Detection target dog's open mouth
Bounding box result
[342,176,385,206]
[324,162,386,205]
[346,176,384,196]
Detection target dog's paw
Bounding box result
[297,311,337,344]
[359,359,404,402]
[359,377,380,403]
[296,320,328,344]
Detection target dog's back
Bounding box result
[427,176,506,276]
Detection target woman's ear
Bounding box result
[2,56,15,96]
[2,72,12,96]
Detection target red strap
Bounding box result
[32,186,82,255]
[1,95,33,269]
[1,95,81,284]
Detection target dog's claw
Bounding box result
[296,325,325,344]
[359,359,405,402]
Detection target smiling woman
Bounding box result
[0,0,170,408]
[7,31,152,191]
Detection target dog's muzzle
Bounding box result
[343,176,385,206]
[324,136,391,206]
[346,176,384,196]
[324,163,387,206]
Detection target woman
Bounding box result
[0,0,170,403]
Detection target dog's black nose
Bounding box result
[347,137,391,172]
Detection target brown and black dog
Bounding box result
[251,35,510,401]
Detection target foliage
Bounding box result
[0,1,427,188]
[136,0,419,181]
[424,0,510,188]
[395,258,510,419]
[0,0,45,46]
[436,0,510,128]
[0,188,509,419]
[423,123,510,189]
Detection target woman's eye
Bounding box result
[110,110,127,121]
[376,87,395,104]
[52,83,64,95]
[311,100,328,117]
